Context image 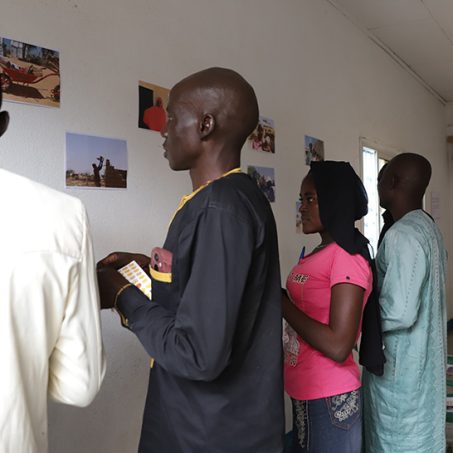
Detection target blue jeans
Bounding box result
[288,389,362,453]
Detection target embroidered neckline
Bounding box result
[169,167,241,226]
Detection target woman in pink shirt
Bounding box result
[283,161,373,453]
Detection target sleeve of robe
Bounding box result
[116,205,255,382]
[378,228,428,333]
[48,205,106,406]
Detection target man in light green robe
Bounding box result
[363,154,447,453]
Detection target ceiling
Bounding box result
[327,0,453,104]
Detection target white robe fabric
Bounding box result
[0,169,105,453]
[363,210,447,453]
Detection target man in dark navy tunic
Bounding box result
[97,67,284,453]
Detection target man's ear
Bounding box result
[199,113,215,139]
[0,111,9,138]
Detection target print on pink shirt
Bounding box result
[283,322,300,366]
[283,272,309,366]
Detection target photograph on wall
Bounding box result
[247,165,275,202]
[296,201,303,234]
[65,132,128,189]
[138,80,170,132]
[0,36,60,108]
[247,115,275,153]
[304,135,324,165]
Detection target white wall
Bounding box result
[0,1,450,452]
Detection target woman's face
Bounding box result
[299,175,324,234]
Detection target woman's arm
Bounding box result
[282,283,364,363]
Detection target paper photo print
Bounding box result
[138,80,170,132]
[0,36,60,107]
[247,165,276,203]
[304,135,324,165]
[66,132,128,189]
[247,115,275,153]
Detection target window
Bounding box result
[361,145,390,255]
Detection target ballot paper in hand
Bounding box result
[118,260,151,299]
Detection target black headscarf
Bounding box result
[310,161,369,255]
[310,160,385,376]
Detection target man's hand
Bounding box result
[97,252,150,274]
[96,251,151,309]
[97,267,130,310]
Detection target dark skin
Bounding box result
[97,68,260,309]
[97,252,150,309]
[377,163,394,247]
[282,174,364,363]
[378,152,431,221]
[160,68,258,190]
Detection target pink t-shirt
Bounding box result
[283,242,372,401]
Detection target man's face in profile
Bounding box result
[161,86,200,172]
[377,164,393,210]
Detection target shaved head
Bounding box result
[378,152,431,218]
[386,153,431,199]
[171,67,259,148]
[161,67,259,185]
